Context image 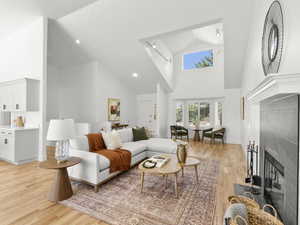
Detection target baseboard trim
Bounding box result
[0,157,37,165]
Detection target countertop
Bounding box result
[0,126,39,131]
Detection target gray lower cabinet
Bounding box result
[0,128,39,165]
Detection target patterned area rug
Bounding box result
[62,159,219,225]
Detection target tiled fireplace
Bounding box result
[247,73,300,225]
[260,94,298,225]
[246,73,300,225]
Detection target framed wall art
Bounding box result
[108,98,120,121]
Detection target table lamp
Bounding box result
[47,119,75,163]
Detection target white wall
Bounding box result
[156,83,168,138]
[240,0,300,220]
[47,65,60,120]
[145,40,174,90]
[172,44,224,99]
[47,61,137,132]
[0,18,47,160]
[241,0,300,148]
[0,19,46,81]
[166,42,241,143]
[223,88,241,144]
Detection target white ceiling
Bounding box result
[47,0,253,93]
[1,0,253,93]
[154,23,223,55]
[153,30,199,55]
[0,0,98,39]
[193,23,223,45]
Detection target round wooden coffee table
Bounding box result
[138,154,181,198]
[182,157,201,183]
[39,157,81,202]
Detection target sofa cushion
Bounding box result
[146,138,177,154]
[70,136,89,151]
[122,142,147,156]
[117,128,133,143]
[134,140,149,145]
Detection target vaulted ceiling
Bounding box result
[1,0,254,94]
[0,0,98,39]
[154,23,224,55]
[49,0,253,93]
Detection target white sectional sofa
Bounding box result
[68,128,177,191]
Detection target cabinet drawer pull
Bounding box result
[4,138,8,144]
[16,104,19,110]
[3,104,6,110]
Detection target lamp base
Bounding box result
[57,159,69,164]
[55,140,70,164]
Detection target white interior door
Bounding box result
[137,99,155,131]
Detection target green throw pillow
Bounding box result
[132,127,149,141]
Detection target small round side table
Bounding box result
[39,157,81,202]
[182,157,201,183]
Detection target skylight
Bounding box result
[183,50,213,70]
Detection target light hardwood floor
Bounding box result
[0,141,246,225]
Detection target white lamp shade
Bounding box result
[47,119,76,141]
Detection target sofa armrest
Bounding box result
[68,149,100,185]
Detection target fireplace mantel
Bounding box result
[247,73,300,103]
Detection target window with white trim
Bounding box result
[188,102,199,126]
[175,99,223,128]
[176,102,184,126]
[199,102,210,126]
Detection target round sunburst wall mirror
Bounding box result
[262,1,284,76]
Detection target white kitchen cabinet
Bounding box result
[0,127,39,164]
[0,85,11,111]
[0,78,39,112]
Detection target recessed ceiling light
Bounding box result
[75,39,80,44]
[152,44,157,49]
[132,73,139,78]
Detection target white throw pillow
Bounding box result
[117,128,133,143]
[117,129,129,143]
[102,131,122,149]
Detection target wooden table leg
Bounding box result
[181,167,184,177]
[48,168,73,202]
[194,130,200,142]
[140,172,144,193]
[195,165,199,184]
[174,173,178,198]
[164,175,168,189]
